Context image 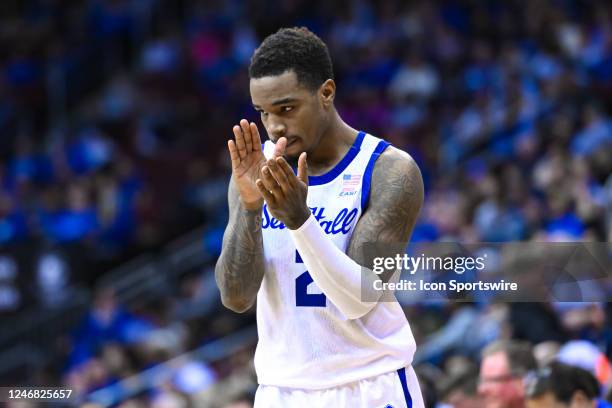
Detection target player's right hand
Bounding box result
[228,119,286,210]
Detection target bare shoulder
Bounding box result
[347,144,424,266]
[369,145,424,213]
[374,145,421,177]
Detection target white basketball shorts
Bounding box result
[254,365,425,408]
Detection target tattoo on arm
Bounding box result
[215,178,265,312]
[347,148,424,283]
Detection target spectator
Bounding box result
[478,340,537,408]
[524,362,610,408]
[441,370,483,408]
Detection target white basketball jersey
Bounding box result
[255,132,417,390]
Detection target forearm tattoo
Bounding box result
[215,182,265,311]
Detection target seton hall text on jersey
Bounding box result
[262,204,358,235]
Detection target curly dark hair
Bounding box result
[249,27,334,92]
[525,362,600,403]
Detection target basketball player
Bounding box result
[215,27,425,407]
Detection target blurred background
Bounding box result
[0,0,610,407]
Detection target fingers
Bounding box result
[227,140,240,170]
[233,125,247,160]
[250,122,262,151]
[256,179,276,206]
[260,166,283,199]
[297,152,308,185]
[275,156,298,185]
[240,119,253,153]
[273,137,287,158]
[268,158,291,192]
[231,120,261,164]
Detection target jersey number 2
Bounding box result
[295,250,326,307]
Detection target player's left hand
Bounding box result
[256,152,311,230]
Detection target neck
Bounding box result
[307,110,358,176]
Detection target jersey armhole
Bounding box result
[361,140,391,212]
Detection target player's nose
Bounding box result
[267,121,287,141]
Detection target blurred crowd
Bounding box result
[0,0,611,407]
[61,279,259,408]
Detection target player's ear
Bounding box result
[319,79,335,109]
